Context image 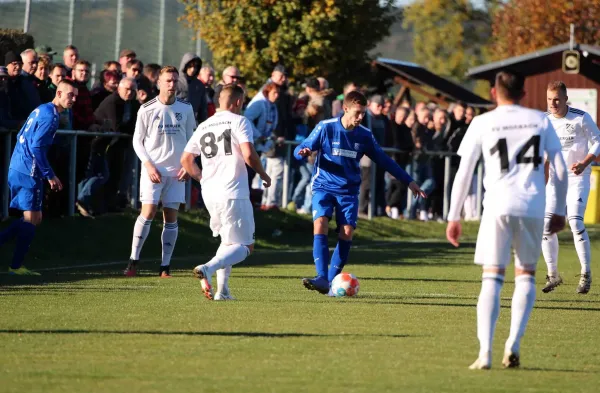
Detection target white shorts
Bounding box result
[204,198,255,245]
[139,174,185,209]
[545,175,589,229]
[474,214,544,269]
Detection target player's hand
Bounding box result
[145,162,162,184]
[547,214,566,234]
[297,148,312,157]
[260,172,272,188]
[571,161,587,176]
[177,167,189,182]
[446,220,462,248]
[408,181,427,199]
[48,176,62,192]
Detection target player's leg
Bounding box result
[327,194,359,283]
[194,199,254,300]
[158,177,185,278]
[567,177,591,293]
[541,182,562,292]
[503,216,544,368]
[469,214,511,370]
[7,172,44,276]
[126,174,162,276]
[301,191,334,294]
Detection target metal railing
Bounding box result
[1,129,192,217]
[280,141,484,221]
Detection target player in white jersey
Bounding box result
[181,84,271,301]
[446,71,568,370]
[125,66,196,278]
[541,81,600,294]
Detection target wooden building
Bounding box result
[467,43,600,123]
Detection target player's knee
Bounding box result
[23,211,42,226]
[314,217,329,235]
[140,204,157,220]
[515,267,535,277]
[163,207,179,223]
[246,244,254,254]
[568,216,585,234]
[339,226,353,241]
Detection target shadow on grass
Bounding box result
[0,328,412,339]
[521,367,598,374]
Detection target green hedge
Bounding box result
[0,28,34,63]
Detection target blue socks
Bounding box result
[0,218,22,246]
[10,221,36,269]
[328,239,352,282]
[313,234,329,278]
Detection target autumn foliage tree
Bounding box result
[180,0,396,91]
[491,0,600,60]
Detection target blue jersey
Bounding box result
[9,103,60,180]
[294,117,413,196]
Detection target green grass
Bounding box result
[0,211,599,392]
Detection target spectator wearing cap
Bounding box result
[198,65,215,117]
[35,45,57,62]
[177,52,207,123]
[4,51,40,121]
[91,70,120,110]
[118,49,136,72]
[213,66,242,109]
[359,94,390,217]
[0,66,22,130]
[63,45,79,75]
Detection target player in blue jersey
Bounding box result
[0,79,77,275]
[294,91,427,294]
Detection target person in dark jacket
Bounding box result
[91,70,119,110]
[386,107,414,218]
[177,53,207,123]
[4,51,40,121]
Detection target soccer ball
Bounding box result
[331,273,360,297]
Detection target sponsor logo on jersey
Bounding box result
[332,148,358,158]
[175,112,182,121]
[332,141,340,145]
[354,143,360,150]
[566,123,576,134]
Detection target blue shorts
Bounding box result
[312,190,358,229]
[8,169,44,212]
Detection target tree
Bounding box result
[403,0,495,83]
[179,0,396,91]
[491,0,600,60]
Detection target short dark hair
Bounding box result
[262,82,280,97]
[144,63,161,74]
[547,80,567,95]
[64,45,78,52]
[305,77,320,91]
[103,60,120,70]
[495,70,525,100]
[74,59,91,68]
[343,90,367,107]
[57,79,77,89]
[127,59,143,70]
[51,63,66,72]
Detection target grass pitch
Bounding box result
[0,210,599,392]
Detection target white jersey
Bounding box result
[184,110,253,200]
[133,97,196,176]
[547,106,600,178]
[451,105,562,219]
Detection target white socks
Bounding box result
[130,216,152,260]
[477,273,504,358]
[505,275,536,355]
[217,266,232,293]
[573,227,591,274]
[161,222,178,267]
[203,244,250,278]
[541,233,559,277]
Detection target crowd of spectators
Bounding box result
[0,44,481,221]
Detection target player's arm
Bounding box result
[446,119,482,247]
[364,134,425,198]
[132,111,161,183]
[545,119,568,234]
[31,118,62,191]
[240,142,270,188]
[177,108,198,181]
[181,130,202,182]
[238,117,271,187]
[294,123,323,160]
[576,113,600,170]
